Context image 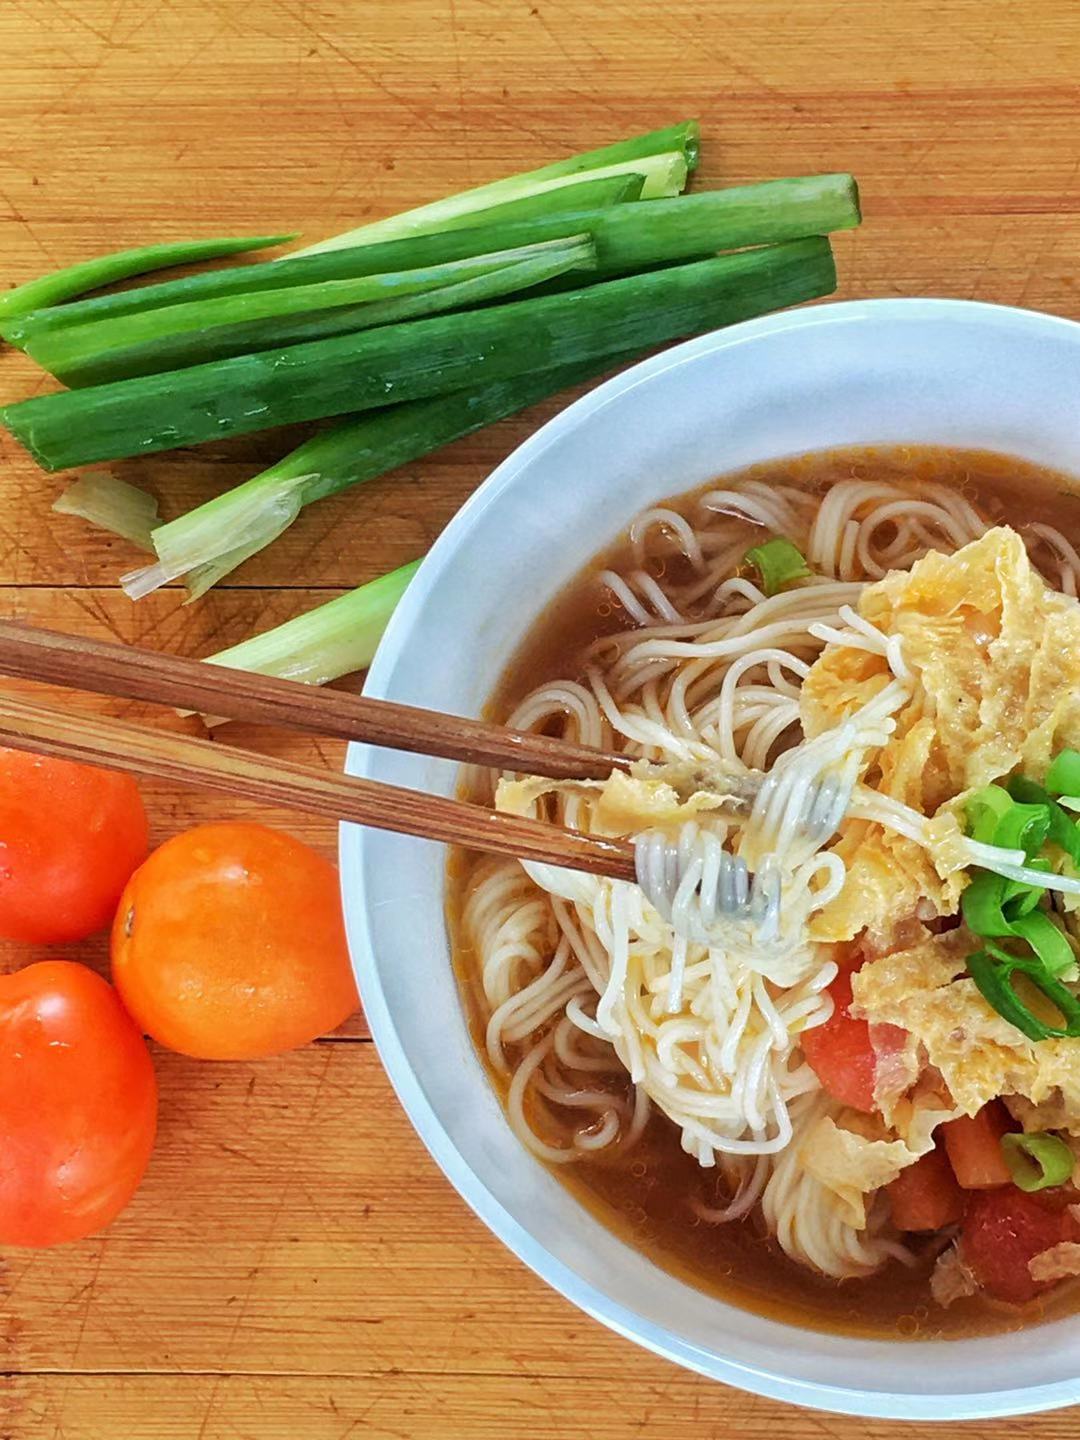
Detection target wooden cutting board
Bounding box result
[1,1,1078,1435]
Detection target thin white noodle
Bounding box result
[466,470,1059,1281]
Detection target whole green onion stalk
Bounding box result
[203,560,420,695]
[6,173,858,348]
[3,238,838,471]
[122,355,639,600]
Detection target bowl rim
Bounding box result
[341,297,1080,1421]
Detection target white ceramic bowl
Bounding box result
[341,299,1080,1420]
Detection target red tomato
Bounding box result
[0,962,157,1247]
[801,962,906,1112]
[941,1103,1014,1189]
[888,1146,965,1232]
[111,822,359,1060]
[961,1188,1080,1305]
[0,749,148,944]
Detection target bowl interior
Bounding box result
[341,300,1080,1420]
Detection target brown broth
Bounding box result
[448,445,1080,1340]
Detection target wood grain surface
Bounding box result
[1,1,1079,1436]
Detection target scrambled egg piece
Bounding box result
[1029,1243,1080,1284]
[851,929,1080,1127]
[801,1116,917,1228]
[496,760,747,838]
[804,528,1080,941]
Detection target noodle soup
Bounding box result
[450,445,1080,1339]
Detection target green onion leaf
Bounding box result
[966,944,1080,1042]
[122,354,641,598]
[293,121,700,256]
[1001,1132,1076,1192]
[744,537,811,596]
[0,233,296,326]
[1046,749,1080,799]
[962,870,1075,977]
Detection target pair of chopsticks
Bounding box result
[0,621,638,881]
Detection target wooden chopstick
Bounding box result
[0,620,630,782]
[0,689,638,882]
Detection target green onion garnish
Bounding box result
[1008,910,1077,978]
[966,944,1080,1042]
[1001,1132,1075,1192]
[961,771,1080,1031]
[1008,775,1080,863]
[994,801,1051,858]
[965,784,1050,854]
[962,868,1046,934]
[744,537,811,597]
[965,784,1014,846]
[1046,749,1080,799]
[962,762,1080,1036]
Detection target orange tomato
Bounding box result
[111,822,358,1059]
[0,748,148,944]
[0,961,157,1247]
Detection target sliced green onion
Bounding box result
[294,121,700,256]
[3,238,838,472]
[1009,910,1077,978]
[962,869,1044,934]
[994,801,1051,858]
[1008,775,1080,863]
[966,944,1080,1041]
[1046,749,1080,799]
[124,354,639,599]
[963,846,1080,898]
[965,783,1055,860]
[962,870,1075,978]
[1001,1132,1076,1192]
[52,471,160,549]
[204,560,419,690]
[744,537,811,596]
[31,236,597,386]
[0,233,295,326]
[6,175,859,343]
[965,785,1016,846]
